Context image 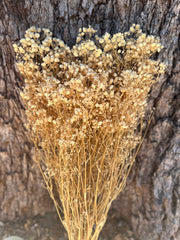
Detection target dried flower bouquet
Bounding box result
[14,24,165,240]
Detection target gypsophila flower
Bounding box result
[14,25,165,240]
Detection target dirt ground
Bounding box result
[0,210,135,240]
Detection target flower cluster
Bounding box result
[14,25,164,148]
[14,24,165,240]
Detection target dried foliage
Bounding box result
[14,25,165,240]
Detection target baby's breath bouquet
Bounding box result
[14,24,165,240]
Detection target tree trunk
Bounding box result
[0,0,179,239]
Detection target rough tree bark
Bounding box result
[0,0,179,239]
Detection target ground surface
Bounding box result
[0,211,135,240]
